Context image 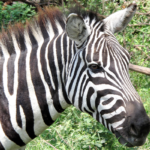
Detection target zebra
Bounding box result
[0,1,149,150]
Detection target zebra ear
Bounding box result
[66,13,91,45]
[103,2,137,33]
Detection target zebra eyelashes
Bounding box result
[89,64,104,73]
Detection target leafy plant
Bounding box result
[0,2,36,30]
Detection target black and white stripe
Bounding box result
[0,3,149,150]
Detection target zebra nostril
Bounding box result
[130,124,138,136]
[134,138,138,142]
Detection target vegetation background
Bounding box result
[0,0,150,149]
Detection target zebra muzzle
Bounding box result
[114,121,150,147]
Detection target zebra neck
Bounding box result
[45,32,77,112]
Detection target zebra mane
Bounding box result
[0,6,104,57]
[0,7,66,57]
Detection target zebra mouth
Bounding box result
[115,131,134,147]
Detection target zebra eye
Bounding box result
[90,64,99,69]
[89,64,104,73]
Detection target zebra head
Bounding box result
[65,2,150,147]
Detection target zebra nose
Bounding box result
[130,122,150,138]
[129,123,149,146]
